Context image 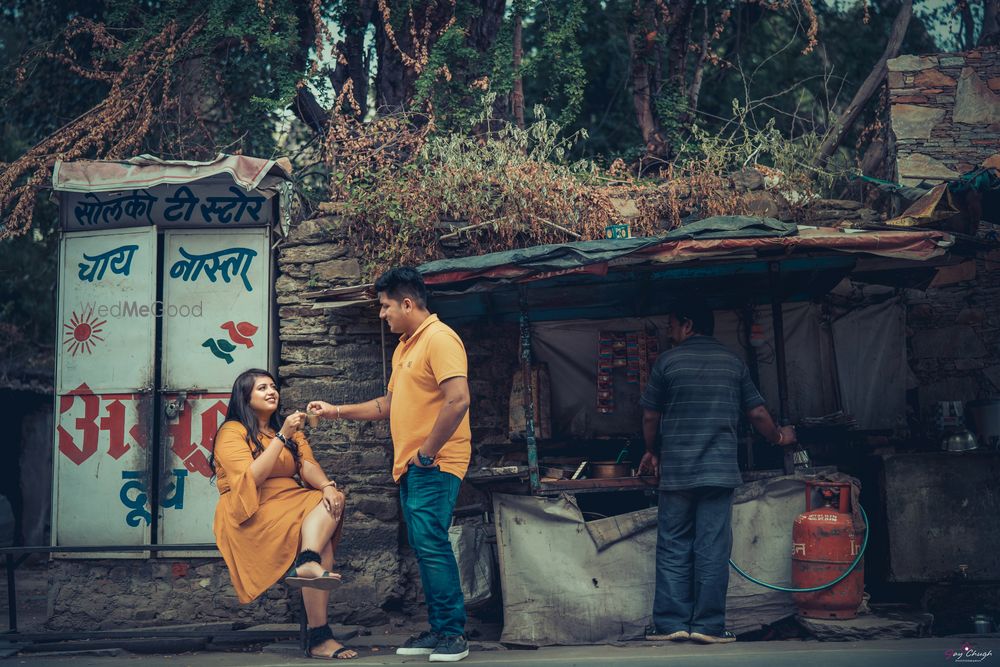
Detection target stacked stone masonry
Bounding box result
[888,49,1000,186]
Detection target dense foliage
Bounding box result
[0,0,984,341]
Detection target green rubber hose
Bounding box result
[728,504,869,593]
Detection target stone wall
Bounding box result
[888,49,1000,186]
[906,253,1000,416]
[273,213,519,623]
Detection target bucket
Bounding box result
[966,399,1000,450]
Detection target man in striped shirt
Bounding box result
[639,301,796,644]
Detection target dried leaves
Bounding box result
[318,107,756,280]
[377,0,457,74]
[0,16,207,240]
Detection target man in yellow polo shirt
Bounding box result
[308,267,471,663]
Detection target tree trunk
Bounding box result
[627,18,663,154]
[627,1,665,157]
[174,55,230,159]
[666,0,696,85]
[980,0,1000,46]
[374,0,456,113]
[374,2,420,112]
[960,0,976,49]
[470,0,506,52]
[512,11,525,129]
[813,0,912,168]
[627,0,698,159]
[860,137,887,177]
[329,1,376,118]
[688,6,710,112]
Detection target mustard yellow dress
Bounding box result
[213,421,333,603]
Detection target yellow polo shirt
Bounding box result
[388,314,471,482]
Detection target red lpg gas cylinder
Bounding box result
[790,481,865,619]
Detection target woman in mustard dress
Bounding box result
[212,368,357,660]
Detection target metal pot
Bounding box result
[966,398,1000,450]
[972,614,995,634]
[942,430,979,452]
[589,461,632,478]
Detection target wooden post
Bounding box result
[519,290,540,492]
[768,263,793,474]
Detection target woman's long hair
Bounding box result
[210,368,299,475]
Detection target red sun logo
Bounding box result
[63,309,107,356]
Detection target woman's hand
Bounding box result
[280,411,305,439]
[322,485,344,516]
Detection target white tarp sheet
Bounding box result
[529,299,904,436]
[493,474,830,645]
[832,297,907,430]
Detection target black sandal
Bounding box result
[286,549,343,590]
[306,624,358,660]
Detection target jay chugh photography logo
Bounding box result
[945,643,994,663]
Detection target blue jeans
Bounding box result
[399,465,466,637]
[652,487,733,636]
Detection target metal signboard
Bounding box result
[60,177,275,232]
[159,229,271,391]
[53,227,157,548]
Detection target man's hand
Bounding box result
[638,451,659,477]
[307,400,335,419]
[409,449,435,468]
[777,425,797,447]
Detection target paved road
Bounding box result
[7,638,1000,667]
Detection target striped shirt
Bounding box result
[640,335,765,490]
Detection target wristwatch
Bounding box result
[275,432,289,446]
[416,450,435,467]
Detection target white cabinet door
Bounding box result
[158,392,229,548]
[53,228,156,547]
[158,229,271,545]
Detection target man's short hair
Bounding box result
[671,299,714,336]
[374,267,428,309]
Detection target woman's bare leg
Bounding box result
[302,506,355,658]
[295,491,345,578]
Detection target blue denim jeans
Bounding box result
[652,487,734,636]
[399,465,466,637]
